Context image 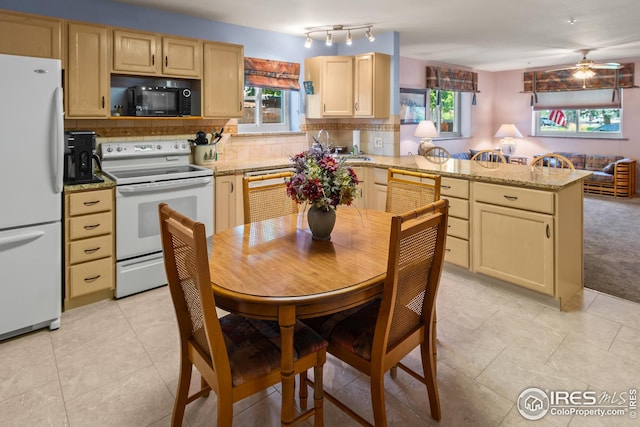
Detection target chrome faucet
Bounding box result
[317,129,330,147]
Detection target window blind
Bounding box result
[244,57,300,90]
[532,89,623,110]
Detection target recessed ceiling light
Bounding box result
[568,17,576,24]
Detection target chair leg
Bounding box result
[390,365,398,379]
[370,372,388,427]
[217,391,234,427]
[313,352,326,427]
[299,370,308,410]
[421,340,441,420]
[200,375,210,397]
[171,356,193,427]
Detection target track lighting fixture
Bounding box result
[303,24,375,47]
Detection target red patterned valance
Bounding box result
[426,66,479,93]
[523,64,635,93]
[244,57,300,91]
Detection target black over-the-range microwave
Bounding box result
[126,85,191,117]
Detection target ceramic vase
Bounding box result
[307,205,336,241]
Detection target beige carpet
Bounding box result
[583,193,640,304]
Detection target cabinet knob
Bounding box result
[152,54,155,66]
[165,56,168,67]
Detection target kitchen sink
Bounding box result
[333,154,372,162]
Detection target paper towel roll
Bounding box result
[352,130,360,153]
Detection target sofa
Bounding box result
[543,152,636,198]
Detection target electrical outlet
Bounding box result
[374,137,383,148]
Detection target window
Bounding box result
[535,108,621,136]
[238,87,290,133]
[429,90,461,136]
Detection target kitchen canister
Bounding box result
[352,129,360,154]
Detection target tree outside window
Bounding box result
[429,90,460,135]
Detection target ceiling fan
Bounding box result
[548,49,622,88]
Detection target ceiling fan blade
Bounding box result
[543,66,575,72]
[591,63,622,69]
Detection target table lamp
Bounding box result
[494,124,523,156]
[414,120,439,155]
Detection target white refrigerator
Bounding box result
[0,54,64,340]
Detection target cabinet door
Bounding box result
[322,56,353,116]
[0,11,63,62]
[472,202,554,295]
[67,22,109,118]
[203,42,244,118]
[112,29,160,74]
[350,167,367,209]
[215,174,243,233]
[162,36,202,78]
[354,53,390,118]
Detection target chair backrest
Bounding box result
[158,203,231,378]
[470,149,506,168]
[531,153,575,174]
[373,199,449,360]
[243,171,298,224]
[386,168,441,214]
[423,146,451,163]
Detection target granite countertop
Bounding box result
[211,155,592,191]
[63,173,116,193]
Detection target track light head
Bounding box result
[304,33,312,48]
[303,24,375,47]
[346,30,353,46]
[366,27,375,42]
[325,32,332,46]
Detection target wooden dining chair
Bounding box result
[531,153,575,174]
[301,199,449,426]
[385,168,441,214]
[243,171,298,224]
[470,149,506,168]
[423,146,451,163]
[158,203,327,427]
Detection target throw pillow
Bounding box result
[603,162,616,174]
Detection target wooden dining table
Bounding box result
[209,207,393,426]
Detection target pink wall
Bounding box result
[400,56,640,176]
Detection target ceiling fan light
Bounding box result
[304,34,312,48]
[573,68,595,79]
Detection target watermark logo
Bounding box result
[517,387,550,420]
[517,387,637,420]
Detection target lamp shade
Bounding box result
[414,120,439,138]
[494,124,523,138]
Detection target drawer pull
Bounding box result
[84,274,101,283]
[83,200,100,206]
[84,224,101,230]
[503,195,519,201]
[445,248,451,252]
[546,224,550,239]
[442,185,451,189]
[84,247,101,254]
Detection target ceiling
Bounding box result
[116,0,640,72]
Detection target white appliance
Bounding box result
[100,141,214,298]
[0,54,63,340]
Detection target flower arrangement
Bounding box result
[285,146,360,211]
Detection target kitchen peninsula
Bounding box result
[212,155,592,310]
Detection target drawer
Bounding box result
[69,235,113,264]
[447,216,468,240]
[442,196,469,219]
[68,212,112,240]
[374,168,388,185]
[69,189,113,216]
[69,257,114,298]
[444,236,469,268]
[441,177,469,199]
[474,182,554,214]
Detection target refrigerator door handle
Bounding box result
[53,86,64,193]
[0,231,45,251]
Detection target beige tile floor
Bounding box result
[1,266,639,427]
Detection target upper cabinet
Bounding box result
[304,53,390,119]
[202,41,244,118]
[112,29,202,79]
[66,22,109,118]
[305,55,353,118]
[0,10,64,64]
[354,53,390,118]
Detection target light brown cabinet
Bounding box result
[215,174,244,233]
[353,53,390,118]
[0,10,64,63]
[203,41,244,118]
[304,55,354,118]
[64,188,115,309]
[112,29,202,78]
[441,177,470,268]
[66,22,109,118]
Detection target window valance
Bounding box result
[244,57,300,91]
[426,66,479,93]
[523,64,635,93]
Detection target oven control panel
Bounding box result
[101,140,191,159]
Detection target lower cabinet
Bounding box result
[215,174,244,233]
[441,177,470,268]
[64,187,115,309]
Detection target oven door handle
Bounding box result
[117,176,213,194]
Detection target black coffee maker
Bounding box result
[64,131,104,184]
